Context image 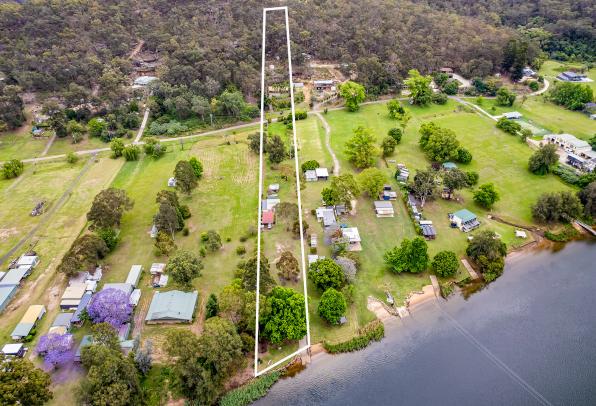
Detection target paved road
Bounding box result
[313,111,340,176]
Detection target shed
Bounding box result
[421,224,437,240]
[60,283,87,309]
[126,265,143,288]
[150,224,158,238]
[87,267,103,282]
[262,210,275,227]
[118,323,131,341]
[442,162,458,170]
[339,316,348,325]
[334,204,348,216]
[168,177,177,187]
[49,312,73,335]
[0,267,29,286]
[305,170,317,182]
[102,283,133,297]
[342,227,362,251]
[308,255,321,266]
[16,255,39,268]
[153,274,169,288]
[261,198,280,211]
[71,292,93,326]
[314,80,334,91]
[316,207,337,228]
[133,75,158,86]
[11,305,46,340]
[145,290,198,324]
[374,201,394,217]
[150,263,166,275]
[315,167,329,180]
[503,111,522,119]
[1,343,25,357]
[268,184,280,195]
[85,280,97,293]
[515,230,527,239]
[130,289,142,306]
[75,335,93,362]
[452,209,480,232]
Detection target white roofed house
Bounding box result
[305,170,317,182]
[126,265,143,288]
[503,111,522,119]
[11,305,46,340]
[315,167,329,180]
[316,207,337,228]
[60,283,87,310]
[374,201,394,218]
[543,134,592,156]
[341,227,362,252]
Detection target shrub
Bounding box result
[179,205,191,219]
[496,117,521,135]
[110,138,125,157]
[323,320,384,353]
[66,152,79,164]
[95,228,120,251]
[219,372,281,406]
[431,251,459,277]
[544,225,580,242]
[431,92,448,104]
[2,159,24,179]
[465,171,479,186]
[456,147,472,164]
[236,245,246,255]
[189,157,203,179]
[122,144,140,161]
[387,127,402,143]
[318,288,347,324]
[301,160,320,172]
[182,227,189,236]
[528,81,539,91]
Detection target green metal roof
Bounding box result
[145,290,198,322]
[453,209,477,222]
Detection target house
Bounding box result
[313,80,334,91]
[442,162,458,171]
[544,134,592,156]
[168,177,177,187]
[522,67,536,77]
[305,170,317,182]
[567,153,596,173]
[60,283,87,310]
[49,312,73,335]
[342,227,362,251]
[515,230,527,239]
[145,290,198,324]
[71,292,92,326]
[503,111,522,119]
[31,127,45,137]
[126,265,143,288]
[315,167,329,180]
[75,335,93,362]
[0,285,18,313]
[130,289,142,306]
[421,224,437,240]
[439,67,454,77]
[0,267,30,286]
[261,198,280,211]
[1,343,25,358]
[374,201,394,217]
[316,207,337,228]
[262,210,275,228]
[557,71,587,82]
[11,305,46,340]
[451,209,480,232]
[102,283,134,297]
[133,75,158,86]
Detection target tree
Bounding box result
[189,157,203,179]
[443,80,459,95]
[456,147,473,164]
[122,144,140,161]
[95,227,120,251]
[2,159,24,179]
[88,118,107,138]
[384,237,429,274]
[36,333,74,368]
[262,287,307,344]
[0,84,25,130]
[217,89,245,117]
[218,279,261,332]
[431,92,448,104]
[276,251,300,282]
[88,288,132,327]
[433,72,449,88]
[404,69,433,106]
[381,136,397,157]
[495,87,516,106]
[528,144,558,175]
[301,160,320,172]
[154,201,180,236]
[549,82,593,110]
[134,340,152,376]
[240,254,275,293]
[532,191,583,223]
[422,126,460,162]
[431,251,459,277]
[0,355,53,405]
[110,138,125,157]
[67,120,85,143]
[578,182,596,218]
[58,234,108,277]
[143,137,166,158]
[87,188,133,230]
[339,81,366,112]
[410,168,436,207]
[466,171,480,186]
[443,168,469,198]
[334,256,358,282]
[473,183,500,209]
[166,250,203,287]
[78,324,142,406]
[387,99,405,119]
[204,230,222,252]
[267,135,286,164]
[345,126,378,169]
[358,167,386,198]
[198,317,243,377]
[154,231,176,255]
[206,293,219,318]
[318,288,347,324]
[247,132,266,154]
[323,173,360,209]
[49,111,68,138]
[388,127,402,143]
[496,117,522,135]
[174,160,198,194]
[308,258,345,292]
[466,230,507,262]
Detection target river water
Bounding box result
[257,241,596,406]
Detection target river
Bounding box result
[257,241,596,406]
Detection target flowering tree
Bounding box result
[36,333,74,367]
[88,288,132,327]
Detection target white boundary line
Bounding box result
[254,6,311,377]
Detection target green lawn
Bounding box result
[0,129,48,161]
[47,135,108,156]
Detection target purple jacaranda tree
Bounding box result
[36,333,74,367]
[87,288,132,327]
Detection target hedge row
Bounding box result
[323,319,384,353]
[218,372,280,406]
